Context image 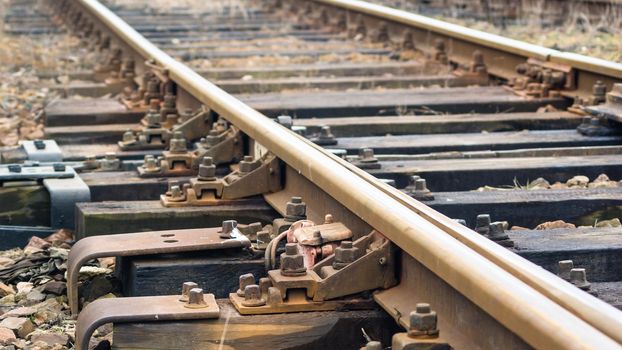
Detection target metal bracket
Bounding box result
[509,58,574,98]
[0,165,90,229]
[193,125,243,167]
[160,153,282,207]
[67,226,251,315]
[230,231,396,314]
[137,124,242,178]
[21,140,63,162]
[75,294,219,350]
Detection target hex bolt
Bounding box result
[198,156,216,181]
[285,196,306,221]
[474,214,491,235]
[266,286,283,307]
[242,284,266,307]
[558,260,574,281]
[408,175,421,186]
[143,155,159,172]
[488,222,509,241]
[170,185,183,200]
[280,243,307,276]
[167,180,179,194]
[8,164,21,173]
[185,288,208,309]
[592,80,606,104]
[169,131,187,153]
[33,140,46,150]
[408,303,439,337]
[105,152,116,161]
[179,281,198,302]
[239,155,258,174]
[333,240,360,270]
[205,129,222,147]
[219,220,238,239]
[122,129,135,142]
[324,214,334,224]
[320,126,334,139]
[358,147,377,163]
[236,273,255,297]
[414,179,430,192]
[570,268,591,291]
[53,163,66,172]
[276,115,293,129]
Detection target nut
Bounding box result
[8,164,22,173]
[241,284,266,307]
[558,260,574,281]
[276,115,293,129]
[474,214,491,235]
[204,130,223,147]
[358,148,377,163]
[570,268,591,291]
[239,155,259,173]
[280,243,307,276]
[236,273,255,297]
[408,303,439,337]
[219,220,238,239]
[179,281,198,302]
[285,196,306,221]
[333,240,360,270]
[169,131,187,153]
[143,155,159,172]
[33,140,46,150]
[198,156,216,181]
[122,130,135,143]
[184,288,208,309]
[53,163,66,172]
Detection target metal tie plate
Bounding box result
[67,227,251,315]
[75,294,219,350]
[21,140,63,162]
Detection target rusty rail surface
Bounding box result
[67,0,622,348]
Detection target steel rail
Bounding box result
[74,0,622,348]
[311,0,622,79]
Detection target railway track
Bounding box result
[1,0,622,349]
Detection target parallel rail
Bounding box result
[56,0,622,348]
[308,0,622,95]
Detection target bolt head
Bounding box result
[409,303,438,336]
[414,179,427,191]
[286,197,306,219]
[53,163,66,172]
[185,288,208,309]
[179,281,198,302]
[8,164,21,173]
[220,220,237,238]
[34,140,46,150]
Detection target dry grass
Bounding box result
[0,0,88,145]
